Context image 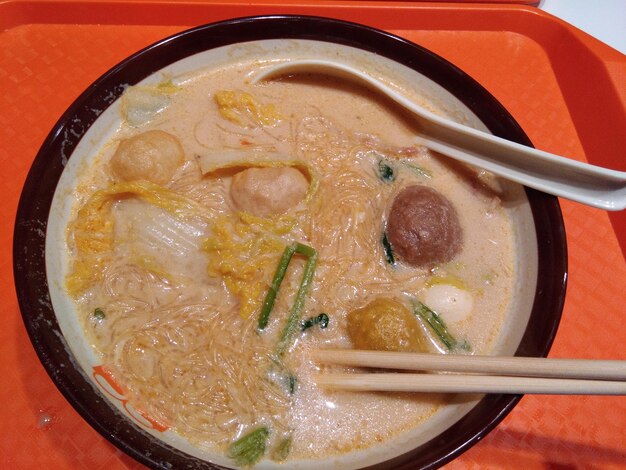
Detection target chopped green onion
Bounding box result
[268,356,297,395]
[272,436,292,462]
[227,427,270,467]
[257,242,318,356]
[301,313,329,331]
[410,299,470,352]
[382,232,396,266]
[93,308,105,320]
[258,244,298,330]
[275,243,318,357]
[402,161,431,178]
[287,374,297,394]
[377,159,395,182]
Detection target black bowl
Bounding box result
[13,15,567,470]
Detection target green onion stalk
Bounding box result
[227,426,270,467]
[410,298,470,352]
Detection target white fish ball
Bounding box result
[424,284,473,323]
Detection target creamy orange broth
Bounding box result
[65,62,516,464]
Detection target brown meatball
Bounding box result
[347,298,426,352]
[386,185,462,267]
[230,166,308,217]
[110,130,184,185]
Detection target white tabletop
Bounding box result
[538,0,626,55]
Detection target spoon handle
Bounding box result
[411,106,626,211]
[255,60,626,210]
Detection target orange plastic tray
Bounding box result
[2,1,625,468]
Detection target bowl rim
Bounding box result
[12,14,568,470]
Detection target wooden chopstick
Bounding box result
[313,373,626,395]
[311,349,626,395]
[312,349,626,380]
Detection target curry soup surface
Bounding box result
[64,61,517,464]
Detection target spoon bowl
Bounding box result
[254,59,626,211]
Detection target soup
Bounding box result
[63,58,520,467]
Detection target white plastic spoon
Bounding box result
[253,59,626,211]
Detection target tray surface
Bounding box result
[2,1,625,468]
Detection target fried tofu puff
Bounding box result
[347,298,427,352]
